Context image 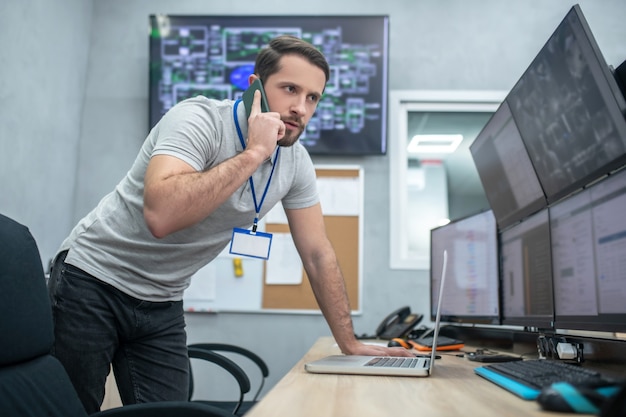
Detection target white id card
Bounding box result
[229,228,273,260]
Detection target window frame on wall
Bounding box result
[388,90,506,270]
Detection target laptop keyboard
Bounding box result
[475,359,621,399]
[366,357,422,368]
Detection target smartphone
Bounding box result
[242,78,270,117]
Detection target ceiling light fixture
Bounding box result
[407,134,463,154]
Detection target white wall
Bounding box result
[1,0,625,399]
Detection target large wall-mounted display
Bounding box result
[149,15,389,155]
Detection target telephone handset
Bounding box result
[375,306,423,340]
[242,78,270,117]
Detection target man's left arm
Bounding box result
[285,203,413,357]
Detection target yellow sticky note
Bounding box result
[233,257,243,277]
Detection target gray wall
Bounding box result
[1,0,625,399]
[0,0,92,262]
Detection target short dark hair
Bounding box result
[254,35,330,84]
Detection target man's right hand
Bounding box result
[245,89,285,160]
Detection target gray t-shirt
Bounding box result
[59,96,319,301]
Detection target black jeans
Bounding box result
[48,252,189,413]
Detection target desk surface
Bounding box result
[246,337,577,417]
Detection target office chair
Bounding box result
[188,343,270,416]
[0,213,232,417]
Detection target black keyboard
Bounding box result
[475,359,620,400]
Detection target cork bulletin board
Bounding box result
[183,165,363,314]
[262,166,362,311]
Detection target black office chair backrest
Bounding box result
[0,214,54,365]
[0,214,236,417]
[0,213,89,417]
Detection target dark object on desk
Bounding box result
[474,358,621,401]
[386,339,441,359]
[188,343,269,416]
[467,352,523,363]
[537,382,621,414]
[411,335,465,352]
[375,306,423,339]
[0,213,231,417]
[388,338,411,349]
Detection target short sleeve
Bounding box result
[151,97,222,171]
[280,145,319,210]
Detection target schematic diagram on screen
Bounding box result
[149,16,389,155]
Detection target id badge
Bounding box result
[229,228,273,260]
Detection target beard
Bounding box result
[277,118,304,147]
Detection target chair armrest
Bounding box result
[187,346,250,414]
[91,400,234,417]
[188,343,269,377]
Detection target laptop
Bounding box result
[304,250,448,377]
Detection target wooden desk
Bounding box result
[246,337,576,417]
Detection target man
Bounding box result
[48,35,412,413]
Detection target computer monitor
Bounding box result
[148,15,390,156]
[500,208,554,329]
[507,5,626,204]
[430,209,500,325]
[550,168,626,333]
[470,100,547,229]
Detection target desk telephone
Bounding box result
[375,306,423,339]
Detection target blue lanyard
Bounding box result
[233,99,280,232]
